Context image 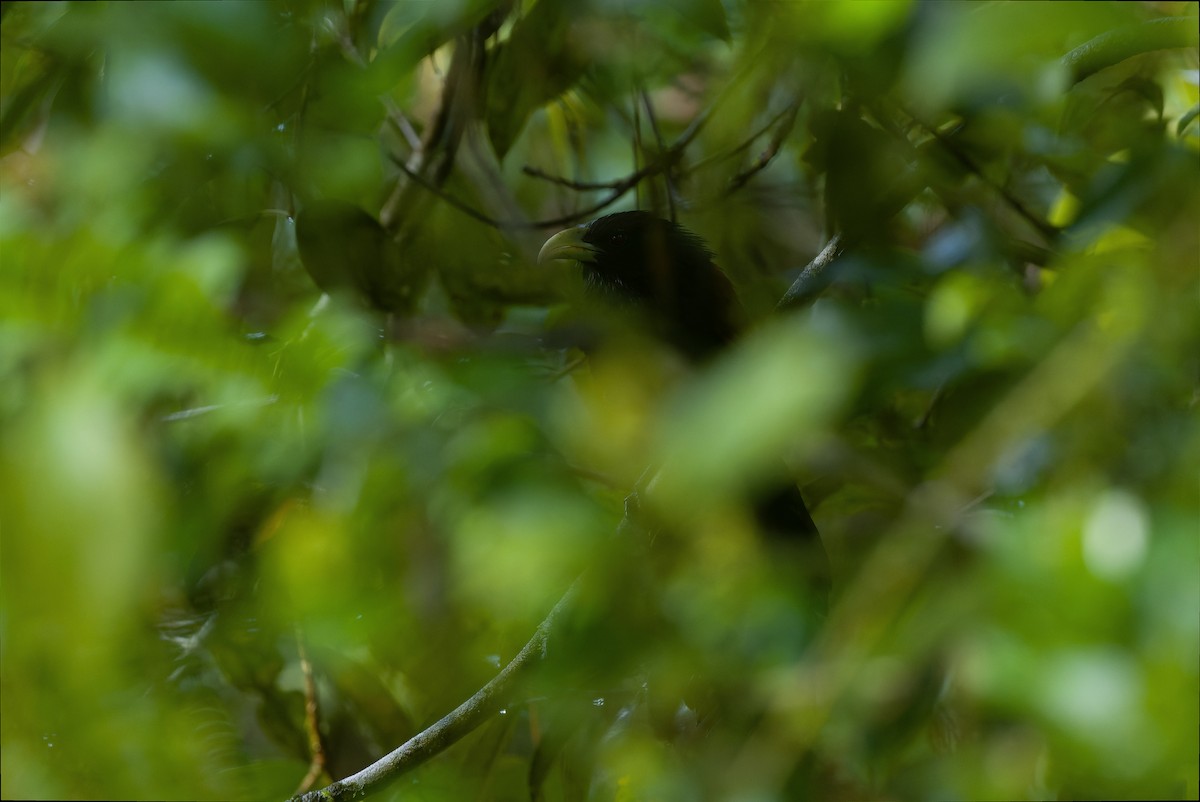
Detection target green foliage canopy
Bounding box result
[1,1,1197,800]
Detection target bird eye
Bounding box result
[609,231,625,245]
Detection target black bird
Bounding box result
[539,211,824,545]
[538,212,742,362]
[535,211,830,795]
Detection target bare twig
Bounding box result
[292,626,328,796]
[291,581,580,802]
[777,234,845,310]
[640,90,677,222]
[160,395,280,422]
[391,79,717,230]
[521,167,633,191]
[726,99,801,194]
[385,101,424,154]
[685,102,801,176]
[391,152,662,229]
[910,112,1061,243]
[381,22,489,229]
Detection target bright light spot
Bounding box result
[1041,651,1142,752]
[110,53,214,132]
[926,273,980,348]
[1083,489,1149,580]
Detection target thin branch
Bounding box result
[672,103,713,152]
[391,91,712,230]
[292,626,328,796]
[726,99,801,194]
[640,90,676,222]
[390,152,660,229]
[877,99,1060,244]
[160,395,280,422]
[684,102,800,176]
[524,96,798,211]
[917,116,1061,243]
[388,155,509,227]
[384,101,424,153]
[521,166,633,191]
[777,234,845,310]
[292,580,580,802]
[457,124,534,242]
[382,23,488,230]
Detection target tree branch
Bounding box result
[290,581,580,802]
[521,166,634,191]
[777,234,845,310]
[684,102,801,176]
[913,114,1061,243]
[640,90,677,222]
[726,99,801,194]
[390,153,657,229]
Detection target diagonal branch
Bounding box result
[777,233,845,310]
[398,100,716,230]
[290,580,580,802]
[725,98,802,194]
[390,153,660,229]
[684,101,802,177]
[640,89,677,222]
[520,166,635,191]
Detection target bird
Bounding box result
[537,211,744,362]
[535,212,830,786]
[538,210,824,545]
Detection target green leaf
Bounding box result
[485,0,585,159]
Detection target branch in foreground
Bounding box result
[777,234,845,311]
[726,99,801,195]
[390,99,712,231]
[291,581,580,802]
[390,153,652,230]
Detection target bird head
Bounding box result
[539,212,740,359]
[539,212,715,303]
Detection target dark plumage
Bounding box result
[540,211,825,549]
[538,211,741,361]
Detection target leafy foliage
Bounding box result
[1,1,1197,800]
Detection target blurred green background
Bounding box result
[1,1,1197,800]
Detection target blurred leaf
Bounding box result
[654,313,857,513]
[485,0,585,159]
[296,200,428,314]
[370,0,505,81]
[1176,102,1200,136]
[1,2,1197,799]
